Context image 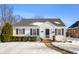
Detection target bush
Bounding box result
[28,36,37,41]
[11,36,37,42]
[0,35,1,42]
[1,23,13,42]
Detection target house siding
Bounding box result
[66,21,79,38]
[13,26,39,36]
[13,21,66,41]
[66,27,79,38]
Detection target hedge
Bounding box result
[11,36,37,42]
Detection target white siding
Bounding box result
[55,26,66,41]
[13,21,66,41]
[13,26,39,36]
[39,22,55,40]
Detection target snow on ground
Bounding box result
[66,37,79,43]
[0,42,61,54]
[53,42,79,54]
[52,37,79,54]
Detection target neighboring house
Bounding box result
[66,21,79,38]
[13,18,66,41]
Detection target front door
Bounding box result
[45,29,50,38]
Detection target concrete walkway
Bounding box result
[0,42,61,54]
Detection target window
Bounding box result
[58,29,62,35]
[30,28,39,36]
[16,28,25,35]
[55,29,63,35]
[32,29,37,35]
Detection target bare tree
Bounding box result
[0,5,22,26]
[12,15,22,24]
[0,5,11,23]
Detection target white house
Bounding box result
[13,18,66,41]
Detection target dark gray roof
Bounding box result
[69,21,79,28]
[13,18,65,26]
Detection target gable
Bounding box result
[39,22,55,29]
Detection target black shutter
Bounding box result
[23,29,25,34]
[30,28,32,35]
[55,29,57,35]
[16,29,18,34]
[62,29,64,35]
[37,29,39,35]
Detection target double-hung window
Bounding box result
[32,29,37,35]
[30,28,39,36]
[16,28,25,35]
[58,29,62,35]
[55,28,64,35]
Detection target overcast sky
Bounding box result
[2,4,79,27]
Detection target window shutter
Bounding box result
[37,29,39,35]
[16,29,18,34]
[30,28,32,35]
[55,29,57,35]
[23,29,25,34]
[62,29,64,35]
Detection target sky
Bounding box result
[2,4,79,27]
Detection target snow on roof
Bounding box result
[54,21,61,24]
[30,22,44,26]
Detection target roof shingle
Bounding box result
[69,21,79,28]
[13,18,65,26]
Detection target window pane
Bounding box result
[33,29,37,35]
[58,29,61,35]
[19,29,23,34]
[18,29,24,34]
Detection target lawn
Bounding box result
[0,42,61,54]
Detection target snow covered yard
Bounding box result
[52,37,79,54]
[66,37,79,43]
[53,42,79,54]
[0,42,61,54]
